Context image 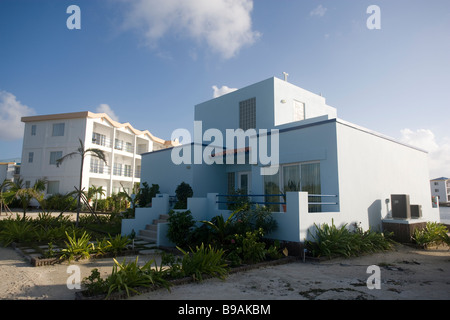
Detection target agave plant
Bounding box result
[60,230,94,262]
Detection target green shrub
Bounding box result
[60,231,94,262]
[105,257,171,298]
[178,243,228,282]
[0,217,36,246]
[174,182,193,209]
[412,222,450,248]
[305,220,393,258]
[232,228,267,264]
[167,209,195,248]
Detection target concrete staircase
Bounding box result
[137,214,169,244]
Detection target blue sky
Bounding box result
[1,0,449,177]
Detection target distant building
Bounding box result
[20,111,175,198]
[430,177,450,204]
[0,161,20,187]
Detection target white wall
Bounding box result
[335,120,440,231]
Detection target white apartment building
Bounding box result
[20,111,175,198]
[430,177,450,203]
[0,161,20,187]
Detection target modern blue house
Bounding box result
[122,77,440,245]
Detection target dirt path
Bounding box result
[0,243,449,300]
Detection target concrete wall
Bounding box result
[335,119,440,232]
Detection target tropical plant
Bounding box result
[106,257,171,298]
[56,138,107,226]
[231,228,267,264]
[305,219,393,258]
[5,178,47,219]
[167,209,195,248]
[0,216,36,246]
[137,182,159,208]
[177,243,228,282]
[60,230,94,262]
[200,210,238,246]
[412,222,450,248]
[105,233,131,256]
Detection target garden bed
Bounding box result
[74,255,298,300]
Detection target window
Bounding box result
[124,164,132,177]
[49,151,63,165]
[47,181,60,195]
[113,163,122,176]
[28,152,34,163]
[25,181,31,188]
[90,158,104,174]
[434,182,438,186]
[125,142,133,153]
[31,125,36,136]
[435,189,439,193]
[239,97,256,130]
[263,161,321,212]
[52,123,65,136]
[92,132,106,146]
[115,139,123,150]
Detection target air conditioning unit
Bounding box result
[410,204,422,219]
[391,194,411,219]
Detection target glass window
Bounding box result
[28,152,34,163]
[264,170,280,212]
[113,163,122,176]
[52,123,65,136]
[293,100,305,121]
[47,181,60,194]
[49,151,63,165]
[31,125,36,136]
[227,172,235,194]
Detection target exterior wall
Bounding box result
[20,112,169,198]
[140,146,194,196]
[195,77,336,133]
[430,179,449,203]
[20,117,88,194]
[335,120,440,232]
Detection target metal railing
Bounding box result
[216,193,338,212]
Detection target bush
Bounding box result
[167,210,195,248]
[305,220,393,258]
[174,182,193,209]
[177,243,228,282]
[412,222,450,248]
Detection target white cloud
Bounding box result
[400,128,450,178]
[121,0,260,59]
[212,85,238,98]
[0,90,35,141]
[310,4,327,17]
[96,104,120,122]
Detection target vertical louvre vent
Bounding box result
[239,97,256,130]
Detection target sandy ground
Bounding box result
[0,242,449,301]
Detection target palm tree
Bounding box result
[56,138,107,226]
[7,178,47,219]
[89,185,106,212]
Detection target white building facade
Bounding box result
[430,177,450,204]
[20,111,174,198]
[123,77,440,244]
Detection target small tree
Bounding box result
[174,182,193,209]
[7,178,47,219]
[56,138,107,226]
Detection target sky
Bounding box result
[0,0,449,178]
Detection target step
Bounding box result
[145,224,157,231]
[139,229,157,239]
[159,214,169,220]
[136,235,156,243]
[153,219,168,224]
